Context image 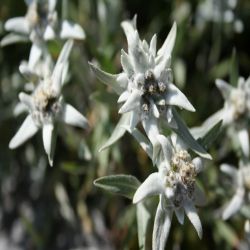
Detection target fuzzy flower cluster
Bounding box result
[200,77,250,158]
[9,40,88,166]
[2,0,88,166]
[89,16,210,163]
[90,16,212,249]
[132,133,205,250]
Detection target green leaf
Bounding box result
[198,120,222,149]
[89,62,123,94]
[172,108,212,159]
[94,174,141,199]
[99,113,131,151]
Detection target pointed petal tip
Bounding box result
[9,139,16,149]
[49,158,54,167]
[132,194,140,204]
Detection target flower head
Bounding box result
[133,134,206,249]
[90,17,200,154]
[216,77,250,157]
[9,40,88,166]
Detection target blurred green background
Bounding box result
[0,0,250,249]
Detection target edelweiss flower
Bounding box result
[90,16,199,153]
[1,0,85,63]
[9,40,88,166]
[220,161,250,220]
[216,77,250,157]
[133,134,206,250]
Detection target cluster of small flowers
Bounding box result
[4,2,249,248]
[194,58,250,245]
[91,16,211,250]
[1,0,88,166]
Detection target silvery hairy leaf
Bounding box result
[172,108,212,159]
[197,120,223,149]
[89,62,123,95]
[94,174,141,199]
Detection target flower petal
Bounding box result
[117,90,130,103]
[116,72,128,89]
[1,33,29,47]
[28,42,43,69]
[13,102,28,116]
[152,202,173,250]
[237,127,249,157]
[121,20,148,73]
[133,173,163,204]
[19,92,34,110]
[150,100,160,118]
[99,113,131,152]
[149,34,157,57]
[215,79,233,100]
[121,49,134,77]
[19,62,39,83]
[42,123,57,166]
[222,188,245,220]
[129,111,140,130]
[60,20,85,40]
[192,157,204,173]
[220,164,237,177]
[9,115,38,149]
[118,89,142,114]
[157,22,176,60]
[61,103,88,129]
[43,25,56,40]
[166,83,195,112]
[175,207,185,225]
[184,199,203,239]
[48,0,57,12]
[4,17,30,34]
[154,56,171,79]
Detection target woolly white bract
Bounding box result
[221,161,250,220]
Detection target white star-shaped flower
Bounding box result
[9,40,88,166]
[132,133,206,250]
[216,77,250,157]
[89,17,203,157]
